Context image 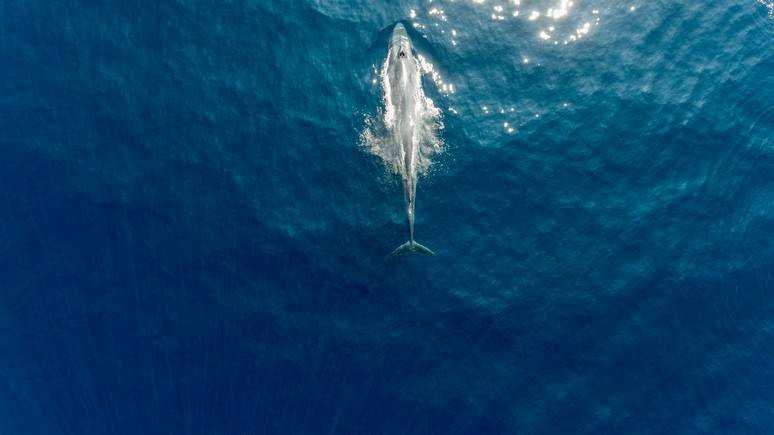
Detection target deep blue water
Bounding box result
[1,0,773,433]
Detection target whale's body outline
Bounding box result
[385,23,435,256]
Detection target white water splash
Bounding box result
[361,42,444,177]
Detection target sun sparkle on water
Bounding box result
[402,1,633,136]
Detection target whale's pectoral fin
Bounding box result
[389,240,435,256]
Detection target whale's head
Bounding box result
[390,23,412,62]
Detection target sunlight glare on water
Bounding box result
[409,0,603,47]
[403,0,611,137]
[758,0,774,17]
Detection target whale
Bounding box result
[384,23,435,256]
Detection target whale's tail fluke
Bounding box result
[390,240,435,256]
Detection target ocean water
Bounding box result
[1,0,773,433]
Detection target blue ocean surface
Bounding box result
[1,0,773,433]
